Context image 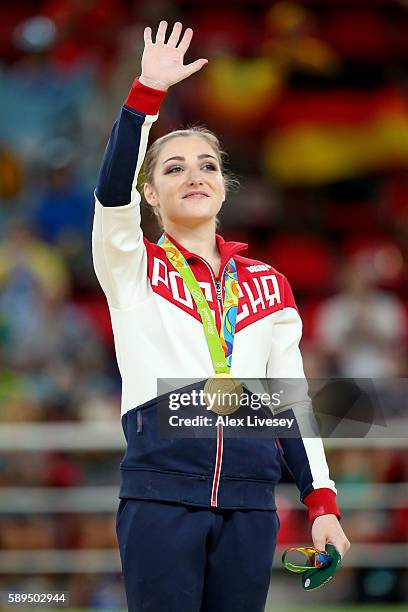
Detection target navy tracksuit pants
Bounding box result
[116,498,279,612]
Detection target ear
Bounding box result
[143,182,159,208]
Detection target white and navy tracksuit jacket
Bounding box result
[92,79,340,522]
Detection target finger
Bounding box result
[326,536,350,558]
[312,535,327,552]
[155,20,167,44]
[144,27,152,44]
[177,27,193,54]
[337,538,351,558]
[183,58,208,79]
[167,21,183,47]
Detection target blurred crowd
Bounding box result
[0,0,407,608]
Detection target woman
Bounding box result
[93,21,350,612]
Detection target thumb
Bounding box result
[182,58,208,79]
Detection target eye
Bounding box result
[164,165,183,174]
[202,162,218,171]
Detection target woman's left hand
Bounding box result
[311,514,351,558]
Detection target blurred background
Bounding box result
[0,0,407,610]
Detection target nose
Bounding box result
[186,168,204,185]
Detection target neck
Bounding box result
[163,219,220,265]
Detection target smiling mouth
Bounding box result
[183,193,209,200]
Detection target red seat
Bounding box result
[74,296,114,347]
[265,235,334,292]
[297,297,327,341]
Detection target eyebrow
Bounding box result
[162,154,218,165]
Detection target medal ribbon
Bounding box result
[282,547,333,573]
[158,234,239,373]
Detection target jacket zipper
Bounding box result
[215,280,222,301]
[193,256,228,508]
[194,256,227,319]
[211,421,223,507]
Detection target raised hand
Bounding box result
[139,21,208,91]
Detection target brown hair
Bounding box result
[141,126,239,227]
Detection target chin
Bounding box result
[183,201,221,218]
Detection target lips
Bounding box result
[182,191,209,199]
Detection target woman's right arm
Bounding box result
[92,21,207,310]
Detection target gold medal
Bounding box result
[203,373,243,416]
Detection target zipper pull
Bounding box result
[215,280,222,301]
[136,409,143,433]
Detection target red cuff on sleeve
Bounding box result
[125,78,167,115]
[304,488,341,523]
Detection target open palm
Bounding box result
[140,21,208,91]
